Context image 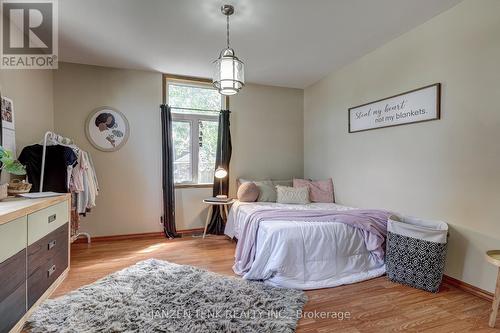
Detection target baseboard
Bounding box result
[177,228,204,235]
[72,229,206,243]
[442,275,493,301]
[73,231,164,243]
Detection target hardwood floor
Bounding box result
[50,236,499,332]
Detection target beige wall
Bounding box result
[0,70,54,153]
[53,63,164,236]
[304,0,500,292]
[53,63,304,234]
[177,83,304,231]
[229,83,304,196]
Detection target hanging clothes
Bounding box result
[70,150,85,193]
[86,152,99,191]
[83,152,97,208]
[71,150,99,214]
[18,144,77,192]
[77,169,90,214]
[18,134,99,244]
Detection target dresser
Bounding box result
[0,194,70,333]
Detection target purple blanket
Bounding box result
[233,208,393,275]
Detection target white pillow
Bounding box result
[276,185,310,204]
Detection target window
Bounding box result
[166,78,223,185]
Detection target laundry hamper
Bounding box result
[386,215,448,292]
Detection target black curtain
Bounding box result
[160,104,178,238]
[206,109,232,235]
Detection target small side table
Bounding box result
[486,250,500,328]
[202,199,235,239]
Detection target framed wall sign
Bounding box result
[348,83,441,133]
[85,106,130,152]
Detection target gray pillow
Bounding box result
[237,179,293,202]
[238,178,277,202]
[254,180,277,202]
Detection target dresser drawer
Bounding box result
[28,223,68,277]
[0,216,27,263]
[27,224,68,308]
[27,253,68,308]
[0,281,26,333]
[28,201,69,245]
[0,248,26,303]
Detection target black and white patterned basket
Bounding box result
[386,215,448,293]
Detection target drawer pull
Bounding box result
[48,240,57,250]
[48,214,57,223]
[48,264,56,277]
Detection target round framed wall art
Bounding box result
[85,106,130,152]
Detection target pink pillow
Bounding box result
[237,182,259,202]
[293,178,334,203]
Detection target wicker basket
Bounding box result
[7,179,32,195]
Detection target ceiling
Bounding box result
[59,0,463,89]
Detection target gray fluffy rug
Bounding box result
[26,259,307,333]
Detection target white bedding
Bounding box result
[225,201,386,290]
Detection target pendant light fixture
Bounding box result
[213,4,245,96]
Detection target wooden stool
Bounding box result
[486,250,500,328]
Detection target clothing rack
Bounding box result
[40,131,92,244]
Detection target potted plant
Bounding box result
[0,145,28,199]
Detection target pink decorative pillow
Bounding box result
[293,178,334,203]
[237,182,259,202]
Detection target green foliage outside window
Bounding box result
[168,82,221,184]
[169,84,220,112]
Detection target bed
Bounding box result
[225,201,387,290]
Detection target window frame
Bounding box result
[164,75,226,187]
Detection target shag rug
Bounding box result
[26,259,307,333]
